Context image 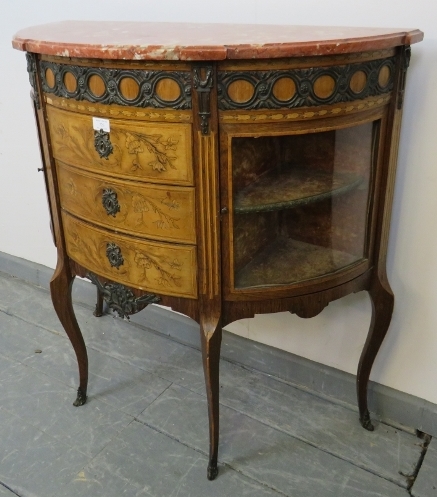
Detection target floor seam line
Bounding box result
[138,382,174,416]
[59,415,139,491]
[406,433,432,493]
[219,399,414,489]
[131,418,288,496]
[0,480,22,497]
[0,308,64,338]
[140,381,413,490]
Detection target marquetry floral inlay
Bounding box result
[134,250,182,288]
[68,231,122,272]
[53,123,180,175]
[61,176,181,232]
[67,229,186,290]
[125,132,178,173]
[54,123,121,168]
[129,190,180,229]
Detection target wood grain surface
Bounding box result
[57,161,196,244]
[47,105,194,185]
[63,213,197,298]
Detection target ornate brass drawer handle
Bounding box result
[94,129,113,159]
[106,242,124,269]
[102,188,120,217]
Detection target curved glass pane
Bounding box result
[231,121,376,289]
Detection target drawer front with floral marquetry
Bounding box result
[46,105,193,186]
[62,212,197,299]
[57,161,196,244]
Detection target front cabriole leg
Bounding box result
[200,313,222,481]
[50,255,88,407]
[357,275,394,430]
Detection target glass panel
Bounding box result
[231,121,376,289]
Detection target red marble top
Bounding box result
[12,21,423,60]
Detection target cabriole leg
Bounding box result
[200,314,222,480]
[50,256,88,407]
[357,276,394,430]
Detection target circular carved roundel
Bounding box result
[272,77,296,101]
[63,71,77,93]
[313,74,336,99]
[227,79,255,103]
[349,70,367,94]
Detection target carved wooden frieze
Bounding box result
[217,57,395,110]
[40,61,192,110]
[219,94,391,124]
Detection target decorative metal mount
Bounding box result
[397,46,411,110]
[106,242,124,269]
[102,188,120,217]
[87,272,161,319]
[40,61,192,110]
[207,463,219,481]
[73,387,87,407]
[193,66,214,135]
[94,130,113,159]
[26,53,40,109]
[217,57,396,111]
[359,409,374,432]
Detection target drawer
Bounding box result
[46,105,193,186]
[57,161,196,244]
[63,213,197,299]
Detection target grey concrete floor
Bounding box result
[0,271,435,497]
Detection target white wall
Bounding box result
[1,1,436,403]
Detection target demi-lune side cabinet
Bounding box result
[12,22,423,480]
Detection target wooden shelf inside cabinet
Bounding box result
[13,20,423,483]
[234,237,360,289]
[233,167,364,214]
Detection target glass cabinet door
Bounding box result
[230,121,377,290]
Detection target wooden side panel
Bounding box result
[62,213,197,298]
[46,105,194,185]
[57,161,196,244]
[372,46,410,279]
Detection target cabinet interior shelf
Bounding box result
[234,237,360,289]
[234,167,363,214]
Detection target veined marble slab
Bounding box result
[13,21,423,60]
